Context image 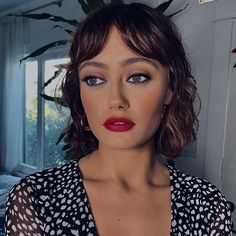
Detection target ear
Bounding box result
[164,88,173,105]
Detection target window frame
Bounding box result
[18,49,68,175]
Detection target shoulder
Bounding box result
[5,162,95,234]
[168,165,229,205]
[168,165,233,234]
[8,161,83,203]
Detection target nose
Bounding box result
[108,84,130,110]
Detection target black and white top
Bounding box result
[5,161,233,235]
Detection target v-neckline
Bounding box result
[75,161,175,235]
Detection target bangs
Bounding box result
[75,3,175,67]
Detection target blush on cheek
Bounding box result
[150,105,164,129]
[151,115,162,132]
[81,94,94,114]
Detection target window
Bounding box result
[21,53,69,174]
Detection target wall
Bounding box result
[204,0,236,224]
[164,0,215,178]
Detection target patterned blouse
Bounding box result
[5,161,233,235]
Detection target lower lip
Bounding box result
[104,123,135,132]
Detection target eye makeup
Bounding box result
[80,76,106,86]
[126,72,151,85]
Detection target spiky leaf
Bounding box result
[52,25,75,36]
[156,0,173,12]
[20,40,68,63]
[167,2,189,18]
[77,0,105,13]
[11,13,78,26]
[56,132,66,145]
[77,0,91,14]
[40,94,66,107]
[62,144,71,151]
[110,0,123,4]
[87,0,105,11]
[64,147,82,160]
[42,68,63,89]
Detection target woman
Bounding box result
[5,3,232,236]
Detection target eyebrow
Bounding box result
[79,61,108,73]
[121,57,159,69]
[78,57,159,73]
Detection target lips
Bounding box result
[103,118,135,132]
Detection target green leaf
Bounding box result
[87,0,105,11]
[65,29,74,36]
[20,40,68,63]
[56,132,66,145]
[42,68,63,89]
[110,0,123,4]
[64,149,80,160]
[52,25,75,36]
[156,0,173,13]
[77,0,105,14]
[167,2,189,18]
[62,144,70,151]
[40,94,67,107]
[77,0,91,14]
[11,13,78,27]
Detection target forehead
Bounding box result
[78,26,168,74]
[93,27,138,60]
[79,29,161,72]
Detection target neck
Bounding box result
[88,142,167,188]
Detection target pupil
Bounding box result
[89,78,96,84]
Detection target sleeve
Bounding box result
[4,179,44,236]
[209,191,233,236]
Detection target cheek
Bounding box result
[80,90,104,127]
[140,93,164,117]
[138,92,166,134]
[80,88,96,113]
[81,94,92,114]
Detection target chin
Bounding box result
[98,135,154,151]
[93,128,157,150]
[99,139,135,150]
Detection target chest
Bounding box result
[86,184,171,236]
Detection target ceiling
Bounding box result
[0,0,35,15]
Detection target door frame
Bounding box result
[205,0,236,188]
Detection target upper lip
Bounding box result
[104,117,135,125]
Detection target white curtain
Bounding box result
[0,17,25,173]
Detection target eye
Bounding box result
[81,76,106,86]
[127,73,151,84]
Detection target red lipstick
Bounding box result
[103,118,135,132]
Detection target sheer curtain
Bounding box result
[0,17,25,173]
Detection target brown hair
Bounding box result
[61,3,199,159]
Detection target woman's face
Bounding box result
[79,27,173,150]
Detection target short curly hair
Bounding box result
[61,3,200,159]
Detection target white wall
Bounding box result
[164,0,216,178]
[204,0,236,224]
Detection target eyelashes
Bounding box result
[127,73,151,84]
[81,76,106,86]
[80,73,151,87]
